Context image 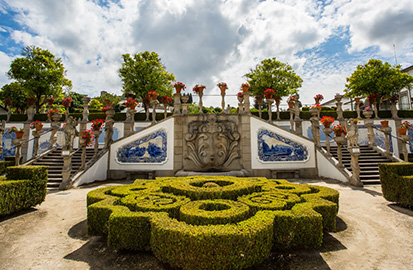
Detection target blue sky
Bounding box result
[0,0,412,108]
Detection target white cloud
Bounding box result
[0,0,412,108]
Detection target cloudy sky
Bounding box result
[1,0,413,108]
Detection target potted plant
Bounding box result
[314,94,324,104]
[30,120,43,131]
[287,95,299,107]
[62,97,73,107]
[92,119,105,131]
[352,118,360,125]
[399,121,411,135]
[10,126,25,139]
[241,82,250,93]
[332,124,347,137]
[174,82,186,94]
[320,116,335,128]
[217,82,228,93]
[102,105,114,115]
[47,109,60,121]
[237,92,244,102]
[193,84,206,94]
[380,120,389,128]
[310,104,322,110]
[148,91,160,100]
[125,99,138,109]
[80,129,95,147]
[264,88,275,100]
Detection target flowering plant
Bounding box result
[310,104,322,110]
[92,119,105,131]
[287,95,299,103]
[148,91,160,99]
[81,129,95,147]
[30,120,43,129]
[217,82,228,89]
[4,98,12,107]
[255,94,264,101]
[46,96,56,105]
[26,96,37,106]
[62,97,73,107]
[160,95,172,104]
[193,84,206,93]
[174,82,186,89]
[9,126,24,133]
[125,99,138,108]
[367,93,379,103]
[314,94,324,101]
[320,116,335,126]
[237,92,244,98]
[241,82,250,89]
[352,118,360,125]
[264,88,275,99]
[363,106,372,111]
[47,109,60,119]
[390,94,399,102]
[102,106,113,112]
[401,121,412,130]
[332,124,347,136]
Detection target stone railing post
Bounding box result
[6,107,11,122]
[49,113,62,149]
[124,107,136,137]
[266,98,274,122]
[26,105,35,122]
[349,146,363,187]
[150,99,158,124]
[79,139,87,170]
[380,124,392,157]
[399,135,411,162]
[60,149,74,189]
[32,129,42,157]
[335,94,345,126]
[237,95,244,114]
[310,107,320,147]
[373,101,379,119]
[288,107,295,132]
[93,130,102,157]
[323,126,332,156]
[80,96,90,135]
[104,109,115,149]
[12,138,22,166]
[174,93,181,115]
[355,98,361,119]
[181,96,189,115]
[363,110,375,147]
[243,92,251,114]
[390,101,399,120]
[220,89,226,113]
[334,135,345,168]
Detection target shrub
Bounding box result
[0,166,48,216]
[379,163,413,208]
[0,161,14,175]
[87,176,339,270]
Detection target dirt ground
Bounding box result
[1,178,413,270]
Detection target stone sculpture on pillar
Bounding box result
[80,96,91,135]
[12,137,23,166]
[380,120,392,157]
[345,118,363,186]
[255,95,263,119]
[354,97,361,119]
[91,119,104,157]
[4,98,12,122]
[63,116,79,152]
[363,107,375,147]
[60,149,75,190]
[30,120,43,157]
[193,85,206,114]
[181,95,189,115]
[217,82,228,114]
[241,83,250,114]
[237,92,245,114]
[104,108,115,149]
[48,109,61,149]
[309,106,321,147]
[173,82,185,115]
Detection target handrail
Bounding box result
[8,128,53,151]
[373,125,413,147]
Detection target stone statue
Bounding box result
[346,119,359,148]
[63,116,79,151]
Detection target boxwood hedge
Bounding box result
[87,176,339,270]
[0,166,48,216]
[379,163,413,208]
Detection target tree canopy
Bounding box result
[345,59,413,99]
[244,58,303,97]
[7,45,72,112]
[118,51,175,102]
[0,82,28,112]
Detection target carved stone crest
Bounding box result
[184,117,240,171]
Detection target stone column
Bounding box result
[49,113,62,149]
[220,89,226,113]
[288,108,295,132]
[60,150,74,189]
[150,99,158,124]
[390,101,399,120]
[266,98,274,123]
[238,96,244,114]
[334,135,345,168]
[257,99,263,119]
[80,96,90,135]
[323,126,332,156]
[6,107,11,122]
[373,101,379,119]
[93,130,102,157]
[380,126,392,157]
[174,93,181,115]
[124,107,136,137]
[181,96,189,115]
[310,108,320,147]
[79,138,87,170]
[243,92,250,114]
[26,105,35,122]
[198,89,204,114]
[104,110,115,149]
[400,135,411,162]
[12,138,22,166]
[349,146,363,187]
[335,94,345,126]
[363,110,375,147]
[0,120,4,156]
[32,129,42,157]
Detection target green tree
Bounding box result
[118,51,175,107]
[345,59,413,99]
[7,45,72,112]
[0,82,28,113]
[244,58,303,97]
[89,99,103,112]
[68,91,86,113]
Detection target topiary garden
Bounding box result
[87,176,339,270]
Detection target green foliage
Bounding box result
[7,46,72,112]
[0,166,48,216]
[0,161,14,175]
[68,91,85,113]
[245,57,303,97]
[345,59,413,99]
[94,92,122,109]
[379,163,413,208]
[118,51,175,101]
[87,176,339,270]
[0,82,28,112]
[89,99,103,112]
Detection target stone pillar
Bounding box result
[12,138,22,166]
[323,127,332,156]
[310,108,320,147]
[288,108,295,132]
[390,101,399,120]
[400,135,411,162]
[335,94,345,126]
[60,150,74,189]
[266,98,274,123]
[79,138,87,170]
[93,130,102,157]
[334,135,345,168]
[380,125,392,157]
[220,89,226,113]
[257,99,263,119]
[49,113,61,149]
[6,107,11,122]
[174,93,181,115]
[363,110,375,147]
[26,105,35,122]
[198,90,204,114]
[181,96,189,115]
[243,92,250,114]
[373,101,379,119]
[349,146,363,187]
[32,129,42,157]
[104,110,115,149]
[124,107,136,137]
[150,99,158,124]
[238,96,244,114]
[355,98,361,119]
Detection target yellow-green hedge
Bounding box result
[87,176,339,270]
[379,163,413,208]
[0,166,48,216]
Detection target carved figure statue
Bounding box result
[346,119,359,148]
[63,116,79,151]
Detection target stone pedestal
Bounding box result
[310,108,320,147]
[60,150,74,189]
[12,138,22,166]
[373,101,379,119]
[26,105,35,122]
[174,93,181,115]
[6,108,11,122]
[323,127,332,156]
[220,90,226,113]
[266,98,274,123]
[334,135,345,168]
[355,100,361,119]
[150,100,158,124]
[243,92,250,114]
[32,129,42,157]
[238,96,245,114]
[104,110,115,149]
[198,90,204,114]
[399,135,411,162]
[0,120,5,156]
[390,101,399,120]
[288,108,295,132]
[380,126,392,157]
[349,146,363,187]
[335,95,345,125]
[181,96,189,115]
[124,107,136,137]
[49,113,62,149]
[93,130,102,157]
[79,139,87,170]
[82,96,91,122]
[363,110,375,147]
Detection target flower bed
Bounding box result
[87,176,339,270]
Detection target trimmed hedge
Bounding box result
[0,161,14,175]
[0,166,48,216]
[379,163,413,208]
[87,176,339,270]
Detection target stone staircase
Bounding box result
[329,145,393,185]
[31,148,96,189]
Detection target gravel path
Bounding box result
[1,179,413,270]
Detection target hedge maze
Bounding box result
[87,176,339,270]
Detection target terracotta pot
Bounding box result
[399,128,407,136]
[314,98,320,104]
[355,97,361,103]
[35,125,43,131]
[242,86,249,93]
[324,123,331,128]
[175,86,182,94]
[15,131,24,139]
[129,105,136,110]
[220,87,226,93]
[381,121,389,128]
[288,101,294,108]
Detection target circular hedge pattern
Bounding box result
[87,176,339,270]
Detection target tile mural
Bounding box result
[116,129,167,163]
[258,128,308,162]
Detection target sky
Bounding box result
[0,0,413,108]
